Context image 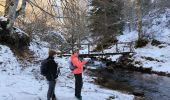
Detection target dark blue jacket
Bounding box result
[45,56,58,81]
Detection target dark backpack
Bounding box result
[40,59,49,76]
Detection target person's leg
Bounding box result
[47,81,56,100]
[74,74,79,97]
[52,91,56,100]
[52,81,56,100]
[74,74,83,99]
[77,73,82,98]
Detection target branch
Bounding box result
[16,0,27,18]
[0,3,5,7]
[27,0,68,19]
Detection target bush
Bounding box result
[0,20,30,49]
[135,39,149,48]
[94,37,118,51]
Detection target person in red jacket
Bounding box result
[71,50,87,100]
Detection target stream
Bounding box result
[87,60,170,100]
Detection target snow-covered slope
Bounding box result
[0,45,20,74]
[0,42,134,100]
[116,8,170,73]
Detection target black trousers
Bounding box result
[74,73,83,98]
[47,81,56,100]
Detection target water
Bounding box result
[88,63,170,100]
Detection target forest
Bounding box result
[0,0,170,100]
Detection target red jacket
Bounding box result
[71,53,87,74]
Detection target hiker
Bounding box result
[41,49,59,100]
[70,49,88,100]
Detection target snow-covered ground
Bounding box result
[0,44,134,100]
[106,8,170,73]
[1,7,169,100]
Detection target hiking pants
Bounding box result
[47,81,56,100]
[74,73,83,98]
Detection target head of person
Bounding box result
[48,49,57,58]
[72,49,79,56]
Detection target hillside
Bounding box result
[105,8,170,74]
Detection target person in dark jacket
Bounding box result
[45,49,58,100]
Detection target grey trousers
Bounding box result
[47,81,56,100]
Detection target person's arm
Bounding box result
[72,58,87,68]
[81,61,87,65]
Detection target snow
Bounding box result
[2,6,170,100]
[118,31,138,42]
[0,42,134,100]
[0,45,20,74]
[107,8,170,73]
[1,5,170,100]
[108,55,122,62]
[133,43,170,73]
[79,48,89,54]
[14,27,29,37]
[0,16,7,21]
[133,8,170,73]
[0,73,133,100]
[29,42,49,59]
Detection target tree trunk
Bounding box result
[136,0,143,40]
[4,0,11,16]
[6,0,19,30]
[16,0,27,18]
[5,0,27,31]
[130,1,135,32]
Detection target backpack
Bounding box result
[40,59,49,76]
[68,58,76,71]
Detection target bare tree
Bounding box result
[61,0,89,49]
[135,0,143,40]
[4,0,10,16]
[4,0,27,30]
[122,0,136,32]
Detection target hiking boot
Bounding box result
[75,96,82,100]
[52,97,57,100]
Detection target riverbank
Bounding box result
[86,63,170,100]
[101,53,170,77]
